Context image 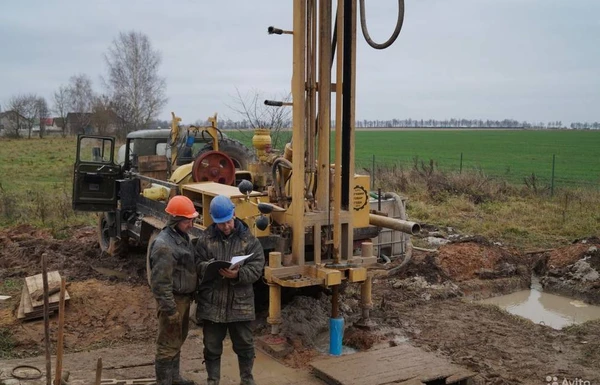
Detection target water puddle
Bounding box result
[479,278,600,329]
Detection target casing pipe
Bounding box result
[369,214,420,235]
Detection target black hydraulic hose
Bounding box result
[359,0,404,50]
[331,0,404,59]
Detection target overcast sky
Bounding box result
[1,1,598,125]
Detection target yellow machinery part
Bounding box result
[169,163,194,185]
[352,175,370,228]
[142,183,171,201]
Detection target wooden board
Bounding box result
[17,285,27,319]
[138,155,168,185]
[138,155,169,172]
[183,182,263,198]
[18,283,58,320]
[25,271,70,309]
[310,344,475,385]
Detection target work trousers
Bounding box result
[156,294,191,360]
[202,320,255,362]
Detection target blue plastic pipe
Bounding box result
[329,317,344,355]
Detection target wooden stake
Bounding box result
[95,358,103,385]
[54,277,66,385]
[42,253,52,385]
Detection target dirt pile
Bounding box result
[540,238,600,304]
[0,225,153,357]
[0,280,156,357]
[0,224,147,284]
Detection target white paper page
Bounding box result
[230,253,254,267]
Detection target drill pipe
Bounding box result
[369,214,420,235]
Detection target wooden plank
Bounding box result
[25,271,70,309]
[30,282,61,302]
[22,283,35,315]
[310,344,476,385]
[18,283,58,321]
[17,285,27,319]
[138,155,169,172]
[183,182,263,197]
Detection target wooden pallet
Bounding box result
[311,344,476,385]
[17,271,69,321]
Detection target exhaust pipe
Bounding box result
[369,214,421,235]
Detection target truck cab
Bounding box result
[72,127,253,256]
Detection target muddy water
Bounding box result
[479,279,600,329]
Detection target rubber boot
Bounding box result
[172,355,196,385]
[155,359,174,385]
[205,358,221,385]
[238,357,256,385]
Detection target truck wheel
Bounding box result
[146,230,160,286]
[196,138,257,170]
[98,212,128,257]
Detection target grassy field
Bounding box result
[0,136,94,230]
[227,129,600,189]
[1,133,598,248]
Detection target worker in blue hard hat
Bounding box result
[195,195,265,385]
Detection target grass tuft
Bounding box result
[0,328,15,359]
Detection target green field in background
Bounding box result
[0,136,77,192]
[227,129,600,188]
[1,129,597,192]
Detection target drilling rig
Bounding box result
[72,0,410,355]
[255,0,408,353]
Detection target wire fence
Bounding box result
[356,152,600,192]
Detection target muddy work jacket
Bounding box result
[149,226,197,316]
[195,219,265,323]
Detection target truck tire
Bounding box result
[196,138,257,170]
[98,212,128,257]
[146,230,160,286]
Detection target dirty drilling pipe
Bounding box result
[369,214,421,235]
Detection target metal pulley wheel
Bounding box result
[192,150,236,185]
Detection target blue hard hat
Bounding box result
[210,195,235,223]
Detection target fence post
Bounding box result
[459,152,463,174]
[371,154,375,190]
[551,154,556,197]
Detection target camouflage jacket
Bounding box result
[195,219,265,323]
[149,226,197,315]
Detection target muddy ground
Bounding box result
[1,225,599,385]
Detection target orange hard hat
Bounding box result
[165,195,199,219]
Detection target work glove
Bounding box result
[167,311,180,325]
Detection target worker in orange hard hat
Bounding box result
[149,195,199,385]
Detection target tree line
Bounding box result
[1,31,166,139]
[187,118,600,130]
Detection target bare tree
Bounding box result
[5,95,27,137]
[53,85,69,137]
[103,31,167,136]
[36,97,49,138]
[6,94,39,138]
[227,88,292,150]
[67,74,95,134]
